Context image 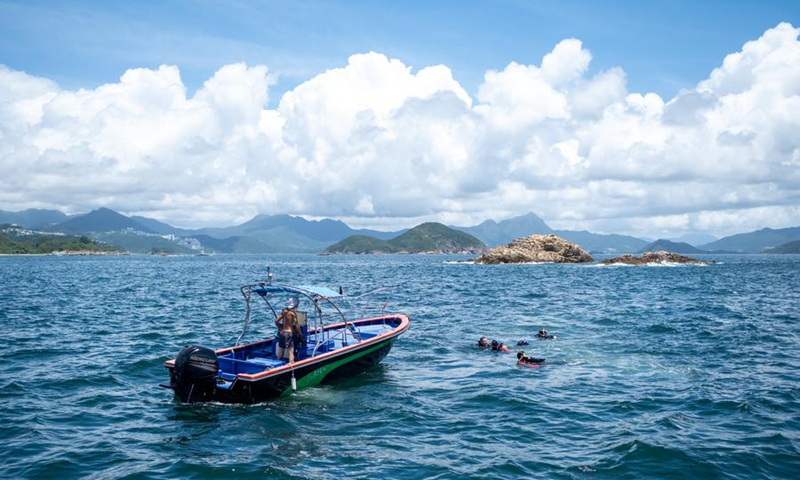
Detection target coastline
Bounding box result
[0,251,128,256]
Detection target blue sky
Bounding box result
[1,1,799,238]
[3,0,797,103]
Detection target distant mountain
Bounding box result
[700,227,800,253]
[58,208,155,234]
[193,214,402,253]
[190,234,280,254]
[130,216,194,236]
[763,240,800,254]
[454,212,552,246]
[452,212,646,253]
[0,208,69,228]
[237,214,357,241]
[44,208,405,254]
[556,230,648,254]
[92,232,195,255]
[324,222,485,254]
[639,239,706,254]
[15,206,796,256]
[671,232,717,246]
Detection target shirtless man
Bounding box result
[275,298,300,364]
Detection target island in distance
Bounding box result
[322,222,486,254]
[599,251,710,265]
[471,234,594,264]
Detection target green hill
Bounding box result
[763,240,800,254]
[323,222,485,254]
[322,235,391,254]
[0,225,121,254]
[390,222,485,252]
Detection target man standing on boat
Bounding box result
[275,297,300,364]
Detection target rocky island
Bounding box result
[472,234,594,264]
[599,251,709,265]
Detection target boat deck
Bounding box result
[215,323,396,380]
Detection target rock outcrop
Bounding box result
[472,234,594,264]
[599,251,709,265]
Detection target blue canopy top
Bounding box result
[252,284,343,299]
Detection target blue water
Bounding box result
[1,254,799,479]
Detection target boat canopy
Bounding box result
[235,269,394,347]
[252,284,343,299]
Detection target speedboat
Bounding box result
[162,269,410,404]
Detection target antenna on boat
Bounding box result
[266,266,273,285]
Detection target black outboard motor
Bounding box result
[171,345,218,403]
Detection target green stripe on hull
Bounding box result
[279,340,389,398]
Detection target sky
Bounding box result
[1,0,799,238]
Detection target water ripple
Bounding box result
[1,254,799,479]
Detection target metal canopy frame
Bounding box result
[233,269,394,355]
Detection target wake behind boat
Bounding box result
[162,269,409,404]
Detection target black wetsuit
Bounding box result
[519,356,545,364]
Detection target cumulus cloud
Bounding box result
[1,24,800,237]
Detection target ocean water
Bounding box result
[1,254,799,479]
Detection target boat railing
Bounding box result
[306,319,364,357]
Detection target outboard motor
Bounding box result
[171,345,218,403]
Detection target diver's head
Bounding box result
[517,351,525,360]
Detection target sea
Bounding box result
[1,253,799,479]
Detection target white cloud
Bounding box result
[1,24,800,238]
[569,67,627,118]
[475,61,568,130]
[541,38,592,85]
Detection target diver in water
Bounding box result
[490,339,510,352]
[477,336,510,352]
[517,339,530,346]
[517,351,545,364]
[536,329,556,339]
